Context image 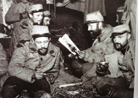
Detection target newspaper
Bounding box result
[58,34,80,55]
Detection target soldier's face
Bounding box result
[34,37,50,55]
[88,23,99,32]
[87,23,101,37]
[112,33,130,50]
[43,17,51,26]
[31,12,43,24]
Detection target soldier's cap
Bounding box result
[32,25,51,39]
[111,24,130,37]
[29,4,43,14]
[85,11,104,24]
[44,10,51,17]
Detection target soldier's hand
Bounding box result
[34,72,44,80]
[36,67,43,72]
[96,62,109,76]
[68,53,78,59]
[118,65,128,71]
[96,62,108,72]
[77,51,84,59]
[68,51,84,59]
[44,74,55,84]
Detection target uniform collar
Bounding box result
[97,24,112,42]
[124,38,134,52]
[121,44,128,55]
[28,18,33,26]
[29,42,55,57]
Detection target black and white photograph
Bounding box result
[0,0,137,98]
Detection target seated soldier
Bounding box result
[111,24,135,89]
[5,0,34,56]
[88,24,134,98]
[17,3,44,43]
[69,11,118,81]
[1,26,59,98]
[1,25,80,98]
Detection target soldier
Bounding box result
[111,24,135,89]
[86,24,134,98]
[1,26,59,98]
[7,3,44,56]
[69,11,117,81]
[18,3,44,42]
[5,0,34,56]
[1,25,80,98]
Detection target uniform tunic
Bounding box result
[73,24,121,81]
[0,43,9,91]
[5,2,31,55]
[120,39,135,88]
[8,42,60,83]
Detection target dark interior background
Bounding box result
[1,0,126,77]
[46,0,125,51]
[12,0,126,51]
[42,0,125,77]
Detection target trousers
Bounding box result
[1,76,50,98]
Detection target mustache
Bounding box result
[114,43,122,46]
[39,48,47,50]
[89,30,98,33]
[89,29,101,33]
[89,30,101,37]
[38,48,48,55]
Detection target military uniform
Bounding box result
[8,42,60,83]
[72,11,121,81]
[6,3,44,56]
[1,25,80,98]
[0,43,9,91]
[17,18,34,42]
[82,24,116,63]
[111,24,135,89]
[73,24,120,81]
[1,42,61,98]
[1,26,60,98]
[89,24,135,97]
[118,39,135,89]
[5,2,31,56]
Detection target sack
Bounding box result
[91,76,116,97]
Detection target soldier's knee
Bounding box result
[1,83,19,98]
